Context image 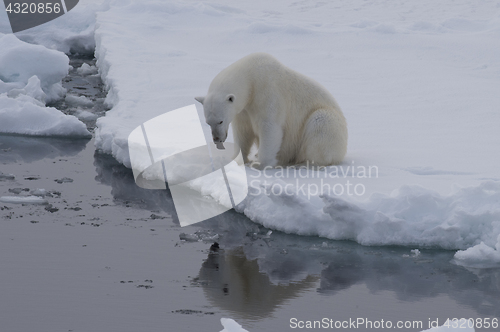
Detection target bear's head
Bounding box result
[195,93,238,145]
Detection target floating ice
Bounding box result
[75,109,99,121]
[0,34,69,102]
[0,33,90,138]
[421,323,474,332]
[219,318,249,332]
[0,196,48,205]
[65,94,94,108]
[179,233,199,242]
[8,188,27,195]
[77,63,99,76]
[453,236,500,268]
[180,231,220,242]
[0,94,91,137]
[55,177,74,184]
[29,189,49,197]
[0,172,15,181]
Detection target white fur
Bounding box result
[196,53,348,167]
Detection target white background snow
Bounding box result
[1,0,499,267]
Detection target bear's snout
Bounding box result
[211,130,227,143]
[212,135,226,143]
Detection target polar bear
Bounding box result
[195,53,347,168]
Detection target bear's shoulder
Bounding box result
[242,52,279,62]
[213,53,282,87]
[233,52,282,70]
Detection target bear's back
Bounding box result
[241,53,338,111]
[210,53,341,115]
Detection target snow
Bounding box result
[0,34,90,137]
[2,0,499,267]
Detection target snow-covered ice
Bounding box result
[89,0,500,267]
[1,0,108,54]
[2,0,500,267]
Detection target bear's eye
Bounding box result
[228,96,234,102]
[219,121,223,125]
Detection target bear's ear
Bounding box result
[227,94,235,103]
[195,96,205,105]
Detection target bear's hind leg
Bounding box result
[297,109,347,166]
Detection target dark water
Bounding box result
[1,55,499,332]
[47,54,108,133]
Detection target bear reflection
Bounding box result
[197,246,317,319]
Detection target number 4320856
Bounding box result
[5,2,61,14]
